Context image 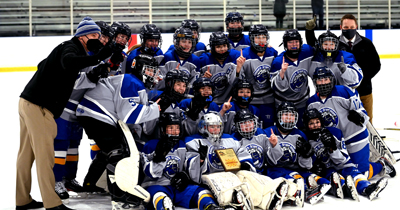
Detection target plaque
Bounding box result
[215,148,241,172]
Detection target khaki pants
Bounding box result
[16,98,62,208]
[360,93,373,124]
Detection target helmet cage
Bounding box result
[141,64,160,87]
[250,33,269,52]
[277,110,298,131]
[313,76,335,96]
[236,118,258,139]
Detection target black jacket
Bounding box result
[305,29,381,96]
[274,0,288,16]
[20,37,102,118]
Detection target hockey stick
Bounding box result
[366,122,398,164]
[115,120,150,202]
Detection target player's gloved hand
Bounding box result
[110,41,126,53]
[338,56,347,74]
[153,141,171,163]
[240,162,252,171]
[305,15,317,30]
[186,97,209,120]
[94,44,113,62]
[296,137,314,158]
[319,128,337,153]
[87,63,110,83]
[109,51,125,70]
[171,171,191,191]
[198,141,208,164]
[347,110,365,127]
[157,92,174,113]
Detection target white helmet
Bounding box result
[198,112,224,145]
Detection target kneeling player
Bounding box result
[303,108,390,201]
[142,113,222,210]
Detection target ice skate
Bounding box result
[329,172,343,199]
[363,177,388,201]
[55,181,70,204]
[342,176,359,202]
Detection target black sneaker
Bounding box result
[16,199,43,210]
[363,177,388,201]
[379,157,396,177]
[55,181,69,204]
[64,179,84,192]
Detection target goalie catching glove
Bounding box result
[171,171,191,192]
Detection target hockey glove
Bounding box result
[305,15,317,30]
[153,141,172,163]
[240,162,252,171]
[311,161,326,175]
[347,110,365,127]
[171,171,191,191]
[198,140,208,164]
[319,128,337,153]
[338,56,347,74]
[94,44,113,62]
[186,99,206,121]
[87,63,110,83]
[109,51,125,70]
[296,137,314,158]
[157,92,174,113]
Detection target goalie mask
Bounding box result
[318,30,339,60]
[198,112,224,145]
[303,108,323,140]
[234,108,258,139]
[276,101,298,133]
[225,12,244,38]
[173,27,196,59]
[140,23,162,55]
[159,112,182,147]
[181,19,201,44]
[209,31,231,61]
[165,69,189,101]
[249,24,269,53]
[232,79,254,108]
[282,29,302,59]
[192,77,214,106]
[312,66,335,96]
[131,54,160,89]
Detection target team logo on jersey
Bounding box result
[128,98,136,106]
[163,155,180,179]
[319,107,339,127]
[253,64,271,88]
[209,145,224,170]
[277,142,297,164]
[245,143,264,169]
[289,69,308,92]
[211,72,229,94]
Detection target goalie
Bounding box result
[141,113,223,210]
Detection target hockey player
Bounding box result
[125,23,164,74]
[162,27,201,90]
[219,79,260,134]
[307,67,396,178]
[239,24,278,129]
[167,19,207,57]
[200,31,242,105]
[142,113,223,210]
[303,108,390,201]
[75,53,160,208]
[270,29,315,129]
[308,30,363,89]
[178,77,220,134]
[185,112,255,183]
[107,21,132,75]
[264,101,329,205]
[225,11,251,51]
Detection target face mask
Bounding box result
[342,29,357,40]
[86,39,103,53]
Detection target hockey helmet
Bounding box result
[312,66,335,96]
[232,79,254,107]
[276,101,298,133]
[282,29,303,58]
[249,24,269,52]
[234,108,258,139]
[198,112,224,145]
[130,54,160,89]
[139,23,162,55]
[173,27,196,59]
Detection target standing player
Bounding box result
[225,12,251,51]
[240,24,278,128]
[200,31,242,105]
[307,67,396,178]
[302,108,390,201]
[270,29,314,129]
[142,113,223,210]
[167,19,207,57]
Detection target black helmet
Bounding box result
[139,23,162,55]
[165,69,190,101]
[111,21,131,39]
[276,101,298,133]
[209,31,230,60]
[234,108,258,139]
[130,54,160,89]
[312,66,335,96]
[225,12,244,36]
[318,30,339,60]
[249,24,269,52]
[159,112,182,146]
[232,79,254,107]
[181,19,200,42]
[302,108,324,139]
[95,21,114,40]
[192,77,214,106]
[173,27,196,59]
[282,29,303,59]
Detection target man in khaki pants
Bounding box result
[16,16,113,210]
